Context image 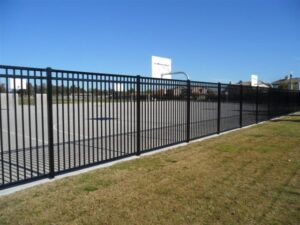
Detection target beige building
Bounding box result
[237,80,271,88]
[272,75,300,90]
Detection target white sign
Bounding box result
[10,78,27,90]
[152,56,172,79]
[251,74,258,86]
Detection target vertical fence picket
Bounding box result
[217,82,221,134]
[186,80,191,142]
[46,67,55,178]
[256,86,259,123]
[136,75,141,156]
[240,84,243,128]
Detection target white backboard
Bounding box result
[10,78,27,90]
[152,56,172,79]
[251,74,258,86]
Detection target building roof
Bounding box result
[272,77,300,85]
[237,80,271,87]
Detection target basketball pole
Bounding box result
[161,71,190,80]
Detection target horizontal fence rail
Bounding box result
[0,64,300,189]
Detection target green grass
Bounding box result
[0,114,300,225]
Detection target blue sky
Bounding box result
[0,0,299,83]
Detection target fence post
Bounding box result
[217,82,221,134]
[239,84,243,128]
[267,88,271,119]
[186,79,191,142]
[46,67,55,178]
[256,86,259,123]
[136,75,141,156]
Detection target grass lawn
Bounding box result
[0,114,300,225]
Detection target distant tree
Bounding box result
[69,85,81,94]
[41,84,47,93]
[226,84,240,101]
[0,83,6,93]
[26,83,34,95]
[127,88,135,95]
[278,81,288,90]
[165,89,174,99]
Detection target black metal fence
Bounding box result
[0,65,299,189]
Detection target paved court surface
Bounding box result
[0,99,268,186]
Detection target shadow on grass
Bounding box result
[257,164,300,223]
